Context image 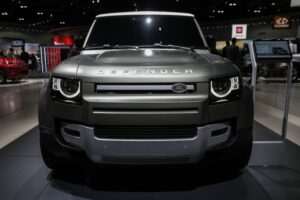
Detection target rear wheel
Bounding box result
[0,69,7,84]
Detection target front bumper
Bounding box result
[59,122,231,164]
[39,84,253,165]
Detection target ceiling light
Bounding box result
[146,17,152,24]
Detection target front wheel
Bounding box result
[40,133,72,171]
[40,144,67,171]
[223,142,252,171]
[206,130,253,172]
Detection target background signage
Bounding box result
[52,36,75,46]
[11,39,24,47]
[291,0,300,7]
[231,24,247,39]
[273,16,291,29]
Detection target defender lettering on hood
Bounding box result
[98,69,194,75]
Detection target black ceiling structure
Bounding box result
[0,0,298,29]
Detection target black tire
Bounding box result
[292,68,298,83]
[0,69,7,84]
[40,144,66,170]
[226,144,252,171]
[284,67,298,83]
[222,133,253,171]
[206,130,253,172]
[40,134,71,171]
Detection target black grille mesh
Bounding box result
[94,125,197,139]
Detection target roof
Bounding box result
[96,11,194,18]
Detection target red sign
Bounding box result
[52,36,75,46]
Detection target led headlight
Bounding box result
[210,77,240,100]
[51,77,81,103]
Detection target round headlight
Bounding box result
[210,77,239,98]
[59,79,80,98]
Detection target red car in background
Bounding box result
[0,57,29,84]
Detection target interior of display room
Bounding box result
[0,25,51,45]
[201,15,300,41]
[200,14,300,51]
[0,12,299,52]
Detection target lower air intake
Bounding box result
[94,125,197,139]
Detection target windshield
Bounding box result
[85,15,206,49]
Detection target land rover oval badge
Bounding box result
[172,83,188,93]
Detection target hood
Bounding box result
[53,49,239,83]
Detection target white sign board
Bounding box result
[232,24,247,39]
[291,0,300,7]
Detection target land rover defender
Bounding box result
[39,11,253,171]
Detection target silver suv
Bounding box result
[39,11,253,171]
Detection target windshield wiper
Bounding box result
[84,44,112,50]
[139,43,196,53]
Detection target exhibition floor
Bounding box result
[0,124,299,200]
[0,78,300,199]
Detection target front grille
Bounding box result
[95,84,196,94]
[94,125,197,139]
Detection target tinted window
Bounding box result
[85,15,205,49]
